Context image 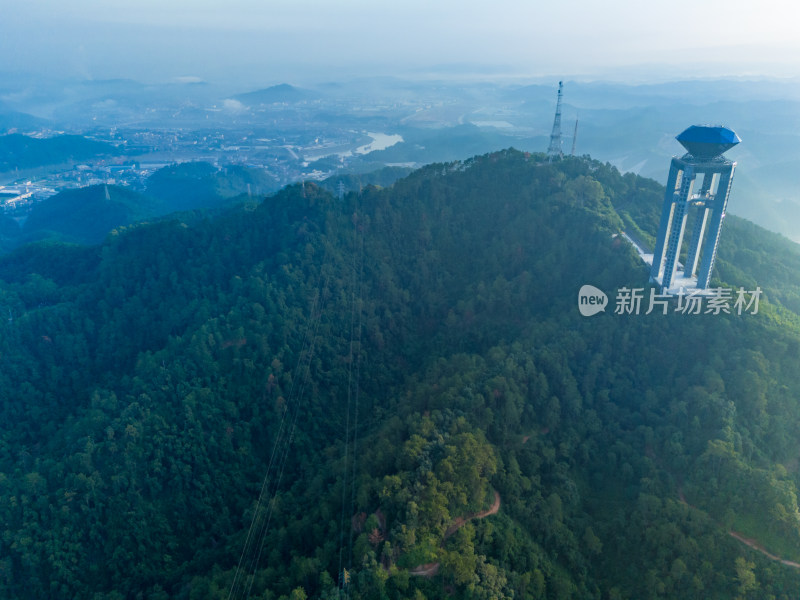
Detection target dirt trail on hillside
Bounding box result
[409,562,440,577]
[444,491,501,541]
[410,491,501,577]
[677,486,800,569]
[728,531,800,568]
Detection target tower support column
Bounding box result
[696,164,735,288]
[650,159,681,282]
[684,206,709,279]
[661,165,695,290]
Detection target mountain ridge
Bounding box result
[0,150,799,599]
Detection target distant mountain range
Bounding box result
[233,83,320,105]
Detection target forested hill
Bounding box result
[1,150,800,599]
[0,133,119,172]
[0,162,284,254]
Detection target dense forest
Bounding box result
[1,149,800,599]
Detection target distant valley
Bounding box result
[1,76,799,243]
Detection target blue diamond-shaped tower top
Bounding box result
[676,125,741,159]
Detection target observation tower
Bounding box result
[649,125,741,292]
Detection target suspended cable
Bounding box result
[244,289,328,598]
[228,280,329,600]
[348,198,365,569]
[228,182,367,600]
[228,186,335,600]
[337,190,365,592]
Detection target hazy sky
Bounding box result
[2,0,799,86]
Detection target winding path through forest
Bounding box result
[677,486,800,569]
[444,490,502,540]
[410,491,501,577]
[728,531,800,568]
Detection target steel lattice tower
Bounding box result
[547,81,564,160]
